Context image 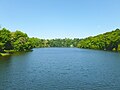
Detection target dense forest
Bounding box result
[0,28,120,56]
[77,29,120,51]
[0,28,81,55]
[0,28,32,52]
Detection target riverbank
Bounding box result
[0,50,33,56]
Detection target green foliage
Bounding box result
[47,38,81,47]
[11,31,32,51]
[28,38,81,48]
[77,29,120,51]
[0,28,12,52]
[28,37,43,48]
[0,27,120,54]
[0,28,33,52]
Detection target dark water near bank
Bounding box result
[0,48,120,90]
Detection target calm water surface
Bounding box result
[0,48,120,90]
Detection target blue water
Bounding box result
[0,48,120,90]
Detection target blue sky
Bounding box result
[0,0,120,39]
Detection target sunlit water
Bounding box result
[0,48,120,90]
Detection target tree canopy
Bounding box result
[0,28,120,55]
[77,29,120,51]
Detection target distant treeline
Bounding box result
[0,28,120,53]
[29,38,81,48]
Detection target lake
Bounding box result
[0,48,120,90]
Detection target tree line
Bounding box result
[0,28,120,54]
[77,29,120,51]
[0,28,81,53]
